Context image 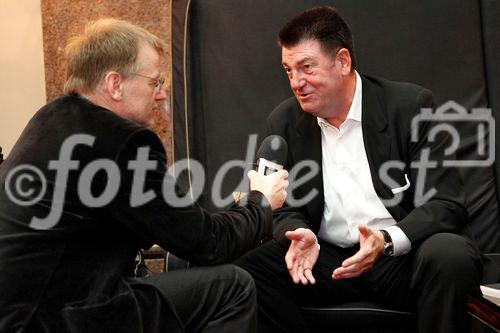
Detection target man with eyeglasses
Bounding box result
[0,19,288,332]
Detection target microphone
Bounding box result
[256,135,288,175]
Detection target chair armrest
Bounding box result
[484,253,500,268]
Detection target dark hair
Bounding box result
[278,6,356,68]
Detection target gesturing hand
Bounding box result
[332,224,384,280]
[285,228,320,285]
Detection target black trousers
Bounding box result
[235,233,482,333]
[29,264,256,333]
[132,264,257,333]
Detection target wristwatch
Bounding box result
[380,230,394,256]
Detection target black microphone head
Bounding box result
[256,135,288,166]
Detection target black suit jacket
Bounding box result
[0,95,272,332]
[267,75,468,247]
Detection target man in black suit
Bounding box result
[236,6,482,333]
[0,19,288,332]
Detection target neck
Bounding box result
[325,71,357,128]
[80,89,118,114]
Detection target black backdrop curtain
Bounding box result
[171,0,500,251]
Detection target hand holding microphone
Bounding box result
[248,169,288,210]
[248,135,289,210]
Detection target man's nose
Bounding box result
[290,73,306,90]
[155,89,167,101]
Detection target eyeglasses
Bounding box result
[130,72,165,92]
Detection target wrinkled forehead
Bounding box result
[281,39,332,65]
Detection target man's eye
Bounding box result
[304,64,312,71]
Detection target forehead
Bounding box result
[137,43,161,70]
[281,39,330,64]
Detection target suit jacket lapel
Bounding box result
[361,76,394,201]
[290,111,325,229]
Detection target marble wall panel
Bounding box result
[40,0,172,159]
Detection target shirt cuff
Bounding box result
[384,226,411,256]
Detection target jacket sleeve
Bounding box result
[396,89,468,244]
[108,129,273,265]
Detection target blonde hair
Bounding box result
[63,18,165,94]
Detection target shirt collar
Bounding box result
[317,70,362,127]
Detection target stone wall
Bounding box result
[40,0,172,161]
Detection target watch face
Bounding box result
[384,242,394,256]
[381,230,393,256]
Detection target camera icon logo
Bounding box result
[411,100,495,167]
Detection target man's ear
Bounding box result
[336,48,352,75]
[104,71,124,101]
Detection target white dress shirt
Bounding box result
[317,71,411,256]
